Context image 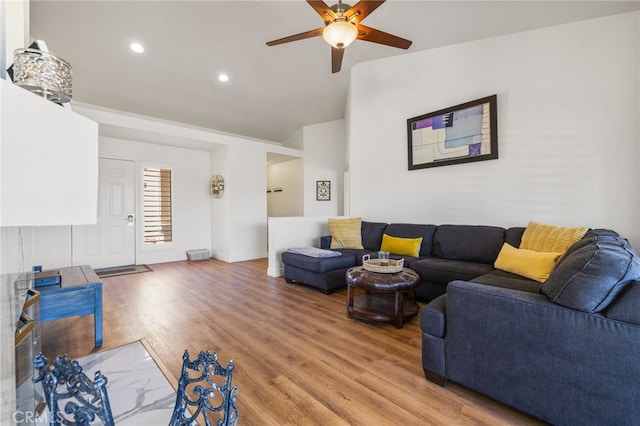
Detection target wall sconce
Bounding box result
[210,175,224,198]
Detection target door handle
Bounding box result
[124,214,134,225]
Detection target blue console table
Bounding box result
[39,265,103,347]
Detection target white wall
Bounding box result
[267,216,331,277]
[0,225,33,425]
[33,226,72,269]
[210,145,230,260]
[267,159,304,217]
[99,137,211,264]
[265,119,346,276]
[31,136,213,268]
[347,12,640,248]
[210,142,272,262]
[303,119,345,217]
[2,0,29,79]
[1,226,34,275]
[268,119,345,218]
[226,143,268,262]
[71,104,302,265]
[6,225,73,272]
[31,132,286,268]
[1,80,98,227]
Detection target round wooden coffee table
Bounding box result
[345,266,420,328]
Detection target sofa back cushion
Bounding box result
[505,227,526,248]
[384,223,436,257]
[542,229,640,313]
[361,221,388,251]
[604,280,640,325]
[432,225,506,264]
[558,229,613,260]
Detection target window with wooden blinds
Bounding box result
[143,168,173,244]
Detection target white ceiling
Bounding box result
[29,1,639,143]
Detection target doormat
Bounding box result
[95,264,153,278]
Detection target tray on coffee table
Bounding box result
[362,254,404,273]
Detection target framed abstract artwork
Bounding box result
[407,95,498,170]
[316,181,331,201]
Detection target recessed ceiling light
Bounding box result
[218,74,229,82]
[130,43,144,53]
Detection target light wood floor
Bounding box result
[41,259,544,425]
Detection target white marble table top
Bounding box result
[37,340,176,425]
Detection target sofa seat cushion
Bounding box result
[392,254,423,266]
[384,223,437,257]
[472,269,542,293]
[432,225,506,264]
[281,251,356,273]
[542,230,640,313]
[410,258,494,285]
[335,249,373,266]
[420,294,446,337]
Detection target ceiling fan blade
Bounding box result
[356,24,412,49]
[306,0,336,22]
[266,27,324,46]
[331,47,344,73]
[345,1,386,25]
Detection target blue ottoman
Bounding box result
[281,251,356,294]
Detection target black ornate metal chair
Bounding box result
[33,353,114,426]
[169,349,238,426]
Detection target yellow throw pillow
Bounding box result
[329,217,363,249]
[494,243,562,283]
[380,234,423,257]
[520,221,588,254]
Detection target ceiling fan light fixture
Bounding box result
[322,19,358,49]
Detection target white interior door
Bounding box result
[72,158,136,268]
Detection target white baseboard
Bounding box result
[267,266,284,278]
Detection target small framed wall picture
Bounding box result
[316,180,331,201]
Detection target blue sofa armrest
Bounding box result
[444,280,640,425]
[320,235,332,250]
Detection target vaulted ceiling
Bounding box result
[29,1,639,143]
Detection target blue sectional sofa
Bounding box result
[422,228,640,425]
[281,221,640,424]
[281,221,533,298]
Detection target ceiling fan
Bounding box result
[266,0,412,73]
